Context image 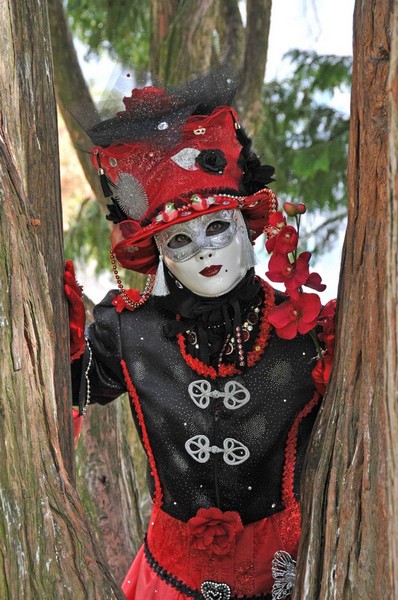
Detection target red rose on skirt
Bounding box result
[187,507,243,556]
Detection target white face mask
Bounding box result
[155,210,255,297]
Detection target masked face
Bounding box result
[155,210,253,297]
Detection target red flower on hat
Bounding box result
[266,252,311,290]
[268,293,322,340]
[187,507,243,557]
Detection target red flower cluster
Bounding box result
[187,507,243,556]
[265,205,326,340]
[311,299,337,394]
[268,293,321,340]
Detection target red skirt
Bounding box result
[122,502,300,599]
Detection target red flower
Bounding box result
[187,507,243,556]
[304,272,327,292]
[268,211,287,229]
[311,353,334,395]
[266,251,311,290]
[264,211,287,252]
[317,299,337,355]
[268,293,322,339]
[112,289,142,313]
[318,299,336,327]
[266,226,298,255]
[283,201,298,217]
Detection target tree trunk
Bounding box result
[294,1,394,598]
[75,398,147,586]
[74,298,149,586]
[218,0,245,73]
[0,0,123,597]
[152,0,219,84]
[386,4,398,596]
[48,0,158,581]
[235,0,272,137]
[149,0,179,83]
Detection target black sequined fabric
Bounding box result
[78,287,319,525]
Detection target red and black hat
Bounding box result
[89,80,278,274]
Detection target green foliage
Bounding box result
[64,199,111,273]
[66,0,150,70]
[257,50,351,210]
[64,198,145,288]
[255,50,352,253]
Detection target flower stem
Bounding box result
[309,327,323,361]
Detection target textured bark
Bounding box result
[387,6,398,596]
[149,0,179,82]
[294,1,394,598]
[235,0,272,136]
[0,0,123,597]
[75,397,146,585]
[48,0,108,215]
[149,0,271,135]
[154,0,219,84]
[218,0,245,72]
[48,0,154,582]
[74,291,147,585]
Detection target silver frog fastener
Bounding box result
[185,435,250,465]
[188,379,250,410]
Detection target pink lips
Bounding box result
[200,265,222,277]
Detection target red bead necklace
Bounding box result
[176,279,275,379]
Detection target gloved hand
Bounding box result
[64,260,86,362]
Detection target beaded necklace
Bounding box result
[176,280,274,379]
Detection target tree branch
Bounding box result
[48,0,108,215]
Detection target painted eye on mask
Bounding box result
[206,220,230,236]
[168,233,192,249]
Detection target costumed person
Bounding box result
[65,72,336,600]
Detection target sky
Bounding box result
[263,0,355,301]
[75,0,356,302]
[267,0,354,80]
